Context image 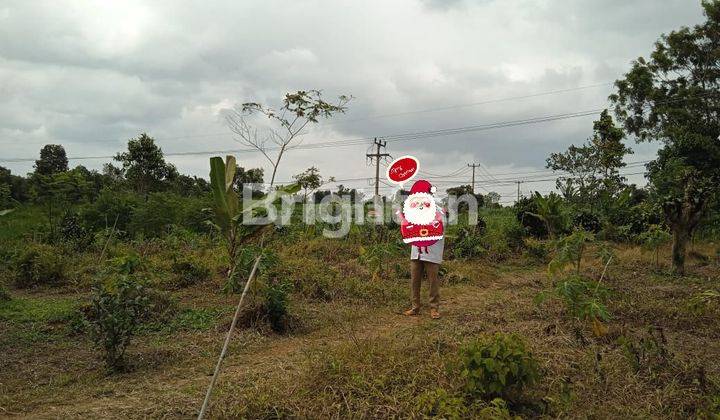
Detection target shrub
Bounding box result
[129,192,181,238]
[359,242,402,279]
[524,238,549,262]
[451,226,486,259]
[170,256,211,288]
[86,276,152,371]
[514,196,548,238]
[81,188,141,234]
[263,278,293,333]
[572,209,602,233]
[58,212,94,251]
[13,243,68,288]
[460,333,540,398]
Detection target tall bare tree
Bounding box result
[225,90,351,187]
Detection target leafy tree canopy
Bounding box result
[34,144,68,176]
[610,0,720,273]
[114,133,177,196]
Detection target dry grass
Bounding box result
[1,240,719,418]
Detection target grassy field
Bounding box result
[1,208,719,418]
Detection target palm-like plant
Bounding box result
[527,192,571,239]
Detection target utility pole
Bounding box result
[366,138,390,198]
[515,180,524,202]
[467,163,481,194]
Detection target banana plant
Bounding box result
[209,156,241,277]
[208,155,301,279]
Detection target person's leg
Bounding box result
[425,261,441,318]
[404,259,423,315]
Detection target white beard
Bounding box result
[403,192,437,225]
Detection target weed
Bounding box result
[12,243,69,288]
[459,333,540,398]
[688,289,720,315]
[170,256,211,288]
[414,388,468,418]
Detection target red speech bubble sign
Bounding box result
[386,155,420,185]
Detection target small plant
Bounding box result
[263,278,293,333]
[359,242,402,280]
[552,275,610,324]
[86,276,152,372]
[478,398,520,420]
[0,283,10,301]
[459,333,540,398]
[223,246,279,294]
[688,289,720,315]
[414,388,468,418]
[13,243,68,288]
[450,226,486,259]
[548,229,595,277]
[617,327,672,375]
[638,225,671,268]
[171,256,211,288]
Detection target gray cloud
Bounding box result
[0,0,706,199]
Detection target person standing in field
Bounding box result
[396,180,445,319]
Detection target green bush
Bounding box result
[460,333,540,398]
[129,192,181,238]
[451,226,486,259]
[13,243,68,288]
[171,256,211,288]
[86,276,152,371]
[58,212,94,251]
[81,188,141,234]
[524,238,550,262]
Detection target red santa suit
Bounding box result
[397,180,444,254]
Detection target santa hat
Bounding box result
[409,179,436,195]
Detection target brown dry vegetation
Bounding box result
[1,236,719,419]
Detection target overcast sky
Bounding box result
[0,0,707,203]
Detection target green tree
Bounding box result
[30,170,91,238]
[547,110,632,202]
[34,144,68,176]
[610,1,720,274]
[225,90,351,186]
[114,133,177,196]
[233,166,264,196]
[293,166,323,201]
[484,191,501,207]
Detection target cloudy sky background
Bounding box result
[0,0,707,203]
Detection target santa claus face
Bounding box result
[403,192,437,225]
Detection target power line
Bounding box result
[319,82,614,126]
[1,82,615,148]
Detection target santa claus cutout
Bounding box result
[397,179,444,254]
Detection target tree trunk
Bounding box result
[671,225,690,276]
